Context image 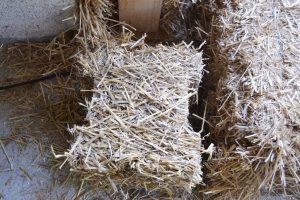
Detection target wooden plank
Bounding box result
[119,0,163,33]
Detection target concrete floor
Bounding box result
[0,102,108,200]
[0,117,76,200]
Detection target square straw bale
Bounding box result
[66,36,207,193]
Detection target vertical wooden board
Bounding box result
[119,0,163,33]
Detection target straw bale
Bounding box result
[208,0,300,198]
[64,35,207,195]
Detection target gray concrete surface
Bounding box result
[0,103,80,200]
[0,0,75,43]
[0,122,75,200]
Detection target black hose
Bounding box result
[0,70,70,91]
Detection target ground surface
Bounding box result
[0,112,76,200]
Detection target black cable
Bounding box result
[0,70,71,91]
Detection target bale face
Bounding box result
[66,36,206,194]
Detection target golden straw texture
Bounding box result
[208,0,300,198]
[65,37,206,194]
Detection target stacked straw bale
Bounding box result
[61,1,208,196]
[66,36,206,194]
[206,0,300,198]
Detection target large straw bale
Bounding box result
[207,0,300,198]
[65,35,207,195]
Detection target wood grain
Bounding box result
[119,0,163,33]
